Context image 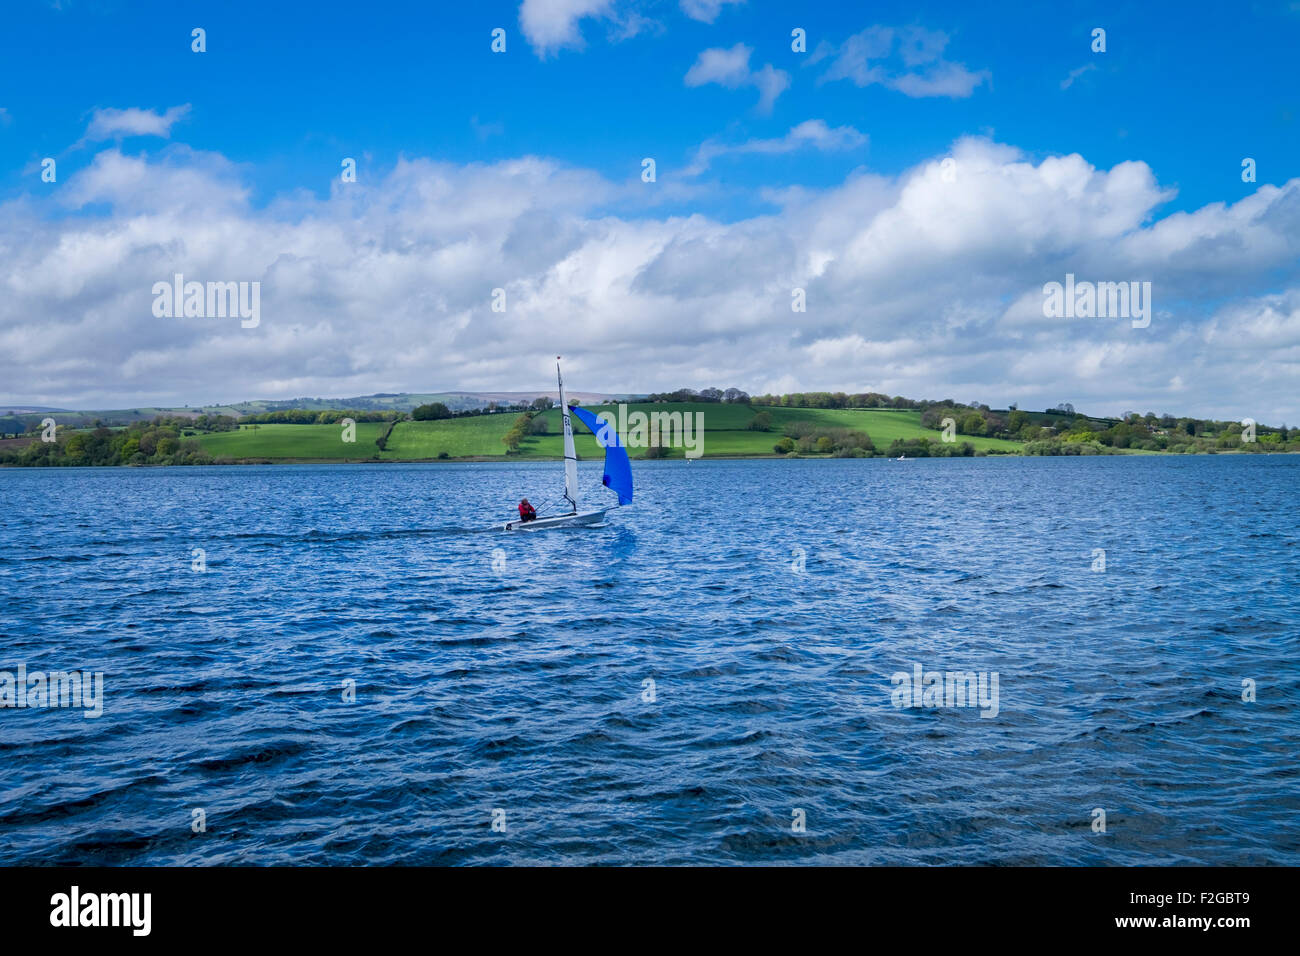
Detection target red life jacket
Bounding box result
[518,501,535,519]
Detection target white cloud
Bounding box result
[1202,289,1300,351]
[3,139,1299,423]
[519,0,611,54]
[83,104,191,141]
[680,0,745,23]
[685,43,752,85]
[686,119,866,175]
[58,146,250,214]
[685,43,790,113]
[819,26,989,98]
[518,0,653,55]
[1060,64,1097,90]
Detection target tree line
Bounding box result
[645,387,751,403]
[241,409,404,424]
[1,417,220,467]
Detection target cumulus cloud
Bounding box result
[517,0,652,55]
[3,138,1299,422]
[58,146,250,214]
[83,104,191,141]
[686,119,866,175]
[680,0,745,23]
[817,26,989,98]
[685,43,790,113]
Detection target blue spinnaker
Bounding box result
[568,404,634,506]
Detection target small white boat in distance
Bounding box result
[502,357,633,531]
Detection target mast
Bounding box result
[558,357,579,513]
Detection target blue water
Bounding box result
[1,457,1297,865]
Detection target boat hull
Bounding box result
[503,509,607,531]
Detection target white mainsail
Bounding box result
[501,356,631,531]
[557,357,579,513]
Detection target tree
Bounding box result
[412,402,451,421]
[774,437,795,453]
[64,433,88,460]
[748,411,772,431]
[502,411,534,453]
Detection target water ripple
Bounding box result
[0,458,1296,864]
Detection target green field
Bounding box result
[198,422,391,459]
[192,404,1021,461]
[518,402,1018,454]
[763,407,1018,451]
[379,415,552,459]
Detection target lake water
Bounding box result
[1,457,1296,865]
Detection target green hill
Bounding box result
[193,403,1021,461]
[198,422,391,460]
[15,399,1295,467]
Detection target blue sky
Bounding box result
[2,0,1299,419]
[5,0,1295,215]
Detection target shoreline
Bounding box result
[4,448,1296,469]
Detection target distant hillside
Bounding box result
[4,389,1292,462]
[1,391,638,427]
[6,396,1296,466]
[219,390,632,414]
[188,404,1023,464]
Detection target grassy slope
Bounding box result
[194,404,1019,460]
[381,415,538,458]
[1001,408,1119,429]
[198,422,390,459]
[762,407,1018,451]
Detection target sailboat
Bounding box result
[502,357,634,531]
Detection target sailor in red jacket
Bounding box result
[517,498,537,522]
